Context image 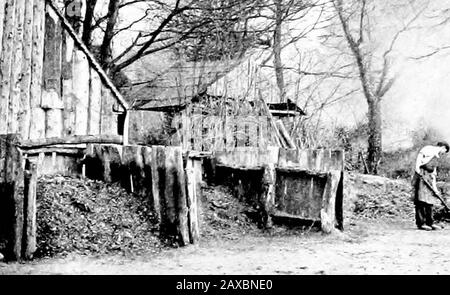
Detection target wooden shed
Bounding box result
[125,56,304,151]
[0,0,129,174]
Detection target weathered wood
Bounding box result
[45,109,63,138]
[73,48,90,135]
[42,7,62,96]
[100,87,117,135]
[122,145,145,194]
[0,0,17,134]
[276,167,329,178]
[22,159,37,259]
[186,158,200,244]
[61,26,76,136]
[7,0,26,134]
[20,135,123,149]
[0,0,5,56]
[1,135,25,261]
[18,0,34,139]
[46,0,129,111]
[151,146,165,224]
[320,171,341,233]
[261,163,276,228]
[29,0,46,139]
[276,120,296,149]
[164,148,178,238]
[100,145,122,183]
[21,147,84,155]
[174,147,190,245]
[89,68,102,135]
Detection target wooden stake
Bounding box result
[22,159,37,260]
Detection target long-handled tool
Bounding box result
[418,174,450,212]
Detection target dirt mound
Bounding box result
[344,173,415,220]
[200,185,260,240]
[36,175,164,258]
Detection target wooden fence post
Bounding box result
[320,170,341,233]
[0,134,24,261]
[22,158,37,259]
[262,163,276,228]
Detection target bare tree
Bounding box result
[331,0,426,174]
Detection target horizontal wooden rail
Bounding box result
[19,135,123,149]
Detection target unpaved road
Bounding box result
[2,219,450,275]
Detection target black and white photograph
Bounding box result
[1,0,450,281]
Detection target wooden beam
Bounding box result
[45,0,129,111]
[18,0,35,139]
[0,0,17,134]
[258,90,284,148]
[21,147,84,155]
[276,120,296,149]
[29,0,46,140]
[19,135,123,149]
[22,159,37,259]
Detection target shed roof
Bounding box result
[127,58,244,110]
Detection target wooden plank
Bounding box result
[225,117,236,151]
[21,147,84,155]
[236,120,247,147]
[61,27,76,136]
[100,144,122,183]
[23,158,37,259]
[186,158,200,244]
[276,120,296,149]
[89,68,102,135]
[0,0,17,134]
[174,147,189,245]
[330,150,345,171]
[18,0,34,139]
[261,163,276,228]
[320,171,341,233]
[3,135,24,261]
[45,0,129,111]
[73,49,90,135]
[163,147,179,237]
[100,87,117,135]
[45,109,63,138]
[29,0,46,139]
[151,146,165,224]
[42,7,62,96]
[7,0,26,134]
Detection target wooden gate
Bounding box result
[0,134,38,261]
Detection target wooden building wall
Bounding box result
[0,0,126,141]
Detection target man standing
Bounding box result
[412,141,450,230]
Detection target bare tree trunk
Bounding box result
[82,0,97,47]
[100,0,120,71]
[367,97,382,174]
[273,0,285,102]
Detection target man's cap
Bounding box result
[437,141,450,153]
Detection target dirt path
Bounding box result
[2,219,450,275]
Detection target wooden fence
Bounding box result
[83,144,202,245]
[181,114,276,152]
[0,133,202,260]
[213,147,345,233]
